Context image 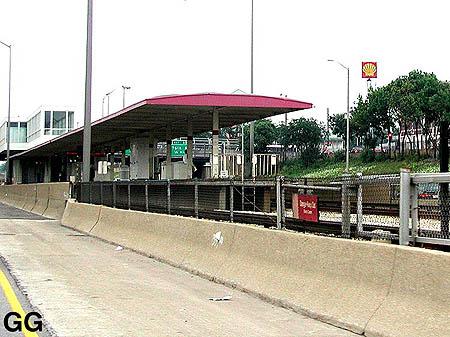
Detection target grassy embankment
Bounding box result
[280,156,439,179]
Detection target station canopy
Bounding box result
[13,93,313,158]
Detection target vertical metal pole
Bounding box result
[127,184,131,210]
[281,178,286,228]
[249,0,255,166]
[399,168,411,246]
[82,0,93,183]
[253,185,256,212]
[241,185,245,211]
[341,173,351,238]
[411,183,418,245]
[357,180,363,235]
[194,183,199,218]
[113,182,116,208]
[241,124,245,182]
[5,45,11,184]
[276,176,282,229]
[167,180,171,214]
[230,183,234,222]
[145,183,149,212]
[345,67,350,173]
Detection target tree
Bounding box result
[242,119,278,156]
[279,117,324,166]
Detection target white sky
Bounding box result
[1,0,450,128]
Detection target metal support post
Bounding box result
[230,183,234,222]
[276,176,282,230]
[113,182,116,208]
[341,173,351,238]
[253,186,256,212]
[167,180,171,214]
[128,184,131,210]
[356,178,363,235]
[145,184,149,212]
[241,186,245,211]
[194,183,199,218]
[411,184,418,245]
[281,180,286,228]
[399,168,411,246]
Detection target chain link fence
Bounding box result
[73,172,450,249]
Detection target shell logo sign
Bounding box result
[362,61,377,78]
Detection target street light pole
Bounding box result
[328,59,350,172]
[105,89,115,115]
[122,85,131,108]
[0,40,12,184]
[249,0,255,174]
[82,0,93,183]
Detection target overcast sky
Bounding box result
[0,0,449,128]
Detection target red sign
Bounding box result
[362,61,377,79]
[295,194,319,223]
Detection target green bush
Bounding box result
[332,150,346,162]
[361,149,375,162]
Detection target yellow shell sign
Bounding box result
[362,62,377,78]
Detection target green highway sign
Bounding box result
[171,140,187,158]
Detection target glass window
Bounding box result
[52,111,66,130]
[10,122,18,128]
[45,111,51,129]
[68,111,74,129]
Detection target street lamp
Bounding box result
[105,89,115,115]
[328,59,350,173]
[122,85,131,108]
[82,0,93,183]
[0,40,12,184]
[249,0,255,174]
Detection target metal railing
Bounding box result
[399,170,450,246]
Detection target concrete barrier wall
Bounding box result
[61,200,450,337]
[0,183,70,220]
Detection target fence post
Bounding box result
[145,183,149,212]
[194,182,199,218]
[167,180,171,215]
[281,177,286,228]
[113,182,116,208]
[241,185,245,211]
[341,173,351,238]
[230,182,234,222]
[411,183,418,245]
[127,184,131,210]
[276,176,282,230]
[356,173,363,235]
[399,168,411,246]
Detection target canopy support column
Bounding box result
[187,118,193,179]
[166,127,172,179]
[212,109,219,178]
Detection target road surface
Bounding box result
[0,203,357,337]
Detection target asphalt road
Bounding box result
[0,203,51,337]
[0,202,357,337]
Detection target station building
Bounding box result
[9,93,313,183]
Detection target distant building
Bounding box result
[0,106,76,160]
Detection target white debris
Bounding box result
[115,245,124,251]
[208,295,232,301]
[212,231,224,247]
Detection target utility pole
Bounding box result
[122,85,131,108]
[82,0,93,182]
[0,40,12,184]
[249,0,255,172]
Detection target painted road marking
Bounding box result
[0,269,39,337]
